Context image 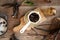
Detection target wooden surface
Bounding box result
[0,0,60,40]
[0,6,59,40]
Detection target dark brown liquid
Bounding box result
[29,13,39,22]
